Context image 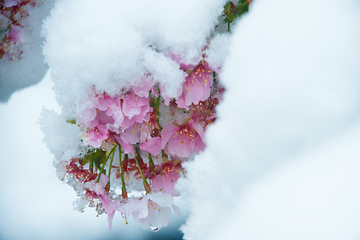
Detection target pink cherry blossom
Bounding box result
[137,199,171,230]
[176,63,213,110]
[152,162,181,196]
[114,123,141,154]
[161,119,206,158]
[84,124,109,148]
[139,109,160,142]
[128,193,174,231]
[105,98,124,133]
[95,174,117,229]
[120,123,141,144]
[132,81,154,98]
[78,107,97,128]
[95,93,114,111]
[122,92,151,122]
[8,25,24,43]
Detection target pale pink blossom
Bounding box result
[132,81,154,98]
[106,98,124,129]
[84,124,109,148]
[161,119,206,158]
[139,110,160,143]
[95,174,117,229]
[78,107,97,128]
[122,92,151,121]
[126,193,175,231]
[94,93,114,111]
[151,162,181,196]
[120,123,141,144]
[8,25,24,43]
[176,63,213,110]
[114,123,141,154]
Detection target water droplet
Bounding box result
[149,225,159,232]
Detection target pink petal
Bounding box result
[98,111,114,125]
[151,86,159,97]
[140,137,162,156]
[114,135,134,154]
[193,134,206,153]
[167,135,193,158]
[161,123,179,148]
[122,97,141,119]
[96,174,109,194]
[133,104,151,123]
[97,194,116,229]
[121,124,140,144]
[188,119,205,142]
[184,77,203,106]
[88,118,99,129]
[8,25,24,43]
[176,92,188,110]
[132,81,154,98]
[121,117,135,130]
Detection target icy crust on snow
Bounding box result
[179,0,360,239]
[0,0,55,102]
[42,0,226,114]
[39,109,84,162]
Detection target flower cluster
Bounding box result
[56,59,224,231]
[0,0,40,60]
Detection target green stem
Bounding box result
[108,149,115,178]
[148,153,155,173]
[96,147,115,182]
[118,144,127,199]
[135,148,151,193]
[154,95,162,131]
[228,22,230,32]
[89,154,94,173]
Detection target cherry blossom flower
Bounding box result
[132,80,155,98]
[84,124,109,148]
[152,161,181,196]
[176,63,213,110]
[161,119,206,158]
[114,122,141,154]
[95,174,117,229]
[122,92,151,123]
[123,192,176,231]
[106,98,124,133]
[8,25,24,43]
[95,93,114,111]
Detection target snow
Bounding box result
[1,0,360,238]
[0,0,55,102]
[211,124,360,240]
[179,0,360,239]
